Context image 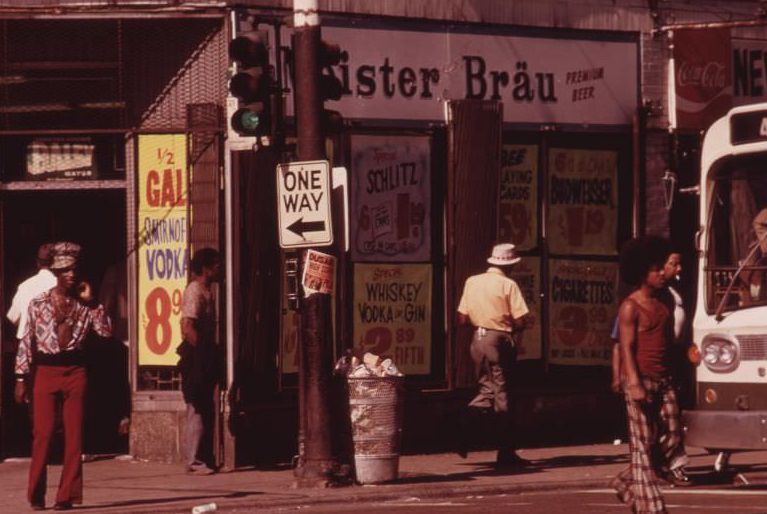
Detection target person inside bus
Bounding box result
[610,236,691,514]
[742,207,767,303]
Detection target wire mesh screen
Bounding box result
[0,17,226,132]
[0,19,124,130]
[137,20,227,131]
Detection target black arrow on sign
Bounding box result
[287,217,326,237]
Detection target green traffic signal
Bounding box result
[229,29,272,138]
[231,107,263,136]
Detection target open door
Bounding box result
[445,100,503,389]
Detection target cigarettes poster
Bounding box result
[353,263,432,375]
[548,259,618,365]
[508,256,542,360]
[548,148,617,256]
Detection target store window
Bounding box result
[500,132,632,370]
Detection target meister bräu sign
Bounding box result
[282,22,637,125]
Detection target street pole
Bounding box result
[292,0,336,485]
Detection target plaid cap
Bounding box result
[49,241,82,270]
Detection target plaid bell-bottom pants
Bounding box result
[611,376,688,514]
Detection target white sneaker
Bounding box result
[714,451,731,473]
[186,462,215,475]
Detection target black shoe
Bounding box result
[53,501,73,510]
[661,467,693,487]
[495,451,531,468]
[454,407,478,459]
[455,428,469,459]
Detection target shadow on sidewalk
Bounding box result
[74,491,261,511]
[530,453,628,467]
[395,453,628,486]
[685,462,767,489]
[394,460,547,485]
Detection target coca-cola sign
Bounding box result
[673,28,732,130]
[677,61,728,91]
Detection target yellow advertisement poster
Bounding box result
[137,134,189,366]
[508,256,542,360]
[498,145,538,251]
[548,148,617,255]
[353,263,432,375]
[548,259,618,365]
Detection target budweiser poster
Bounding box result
[547,148,617,256]
[673,28,732,130]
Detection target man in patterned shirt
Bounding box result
[14,242,111,511]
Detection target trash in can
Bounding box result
[343,352,404,484]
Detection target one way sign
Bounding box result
[276,160,333,248]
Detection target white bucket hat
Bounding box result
[487,243,521,266]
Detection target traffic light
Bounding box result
[322,109,344,134]
[229,30,273,137]
[319,40,344,102]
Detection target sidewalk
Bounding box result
[0,444,759,513]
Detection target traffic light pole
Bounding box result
[292,0,337,485]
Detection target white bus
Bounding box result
[683,102,767,459]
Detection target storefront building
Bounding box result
[0,0,765,466]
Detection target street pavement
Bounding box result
[0,443,766,513]
[263,489,767,513]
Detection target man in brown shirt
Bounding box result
[178,248,222,475]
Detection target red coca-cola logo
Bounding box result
[677,61,727,96]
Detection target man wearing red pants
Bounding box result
[14,242,111,511]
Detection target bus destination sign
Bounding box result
[730,110,767,145]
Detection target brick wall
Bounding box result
[644,130,671,237]
[641,31,672,237]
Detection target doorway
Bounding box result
[1,187,129,457]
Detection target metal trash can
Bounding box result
[347,376,405,484]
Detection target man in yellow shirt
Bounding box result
[457,243,530,467]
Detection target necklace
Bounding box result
[52,292,75,322]
[51,291,76,350]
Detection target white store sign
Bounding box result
[283,24,638,125]
[277,160,333,248]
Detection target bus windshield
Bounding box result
[707,154,767,315]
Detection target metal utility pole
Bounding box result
[292,0,336,485]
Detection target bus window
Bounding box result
[707,159,767,313]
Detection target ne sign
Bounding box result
[277,160,333,248]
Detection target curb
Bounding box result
[92,476,613,513]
